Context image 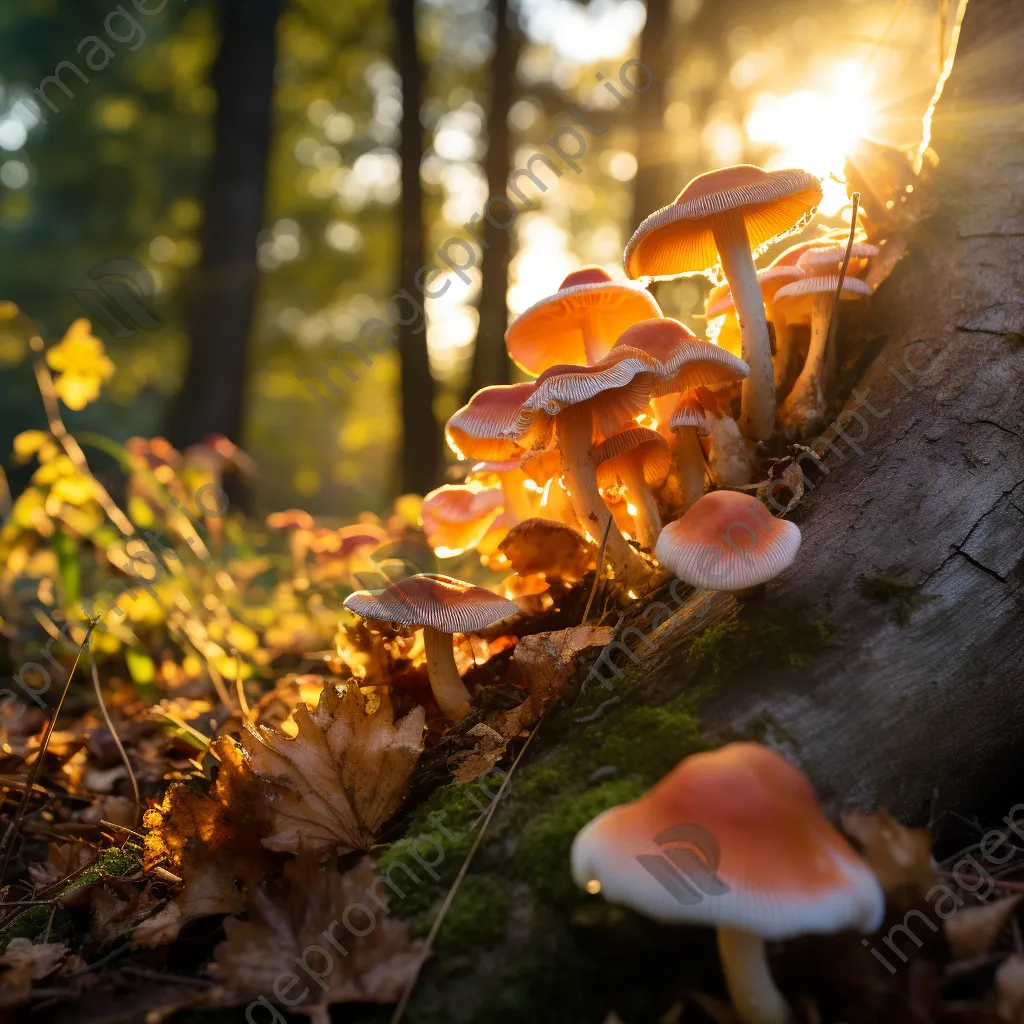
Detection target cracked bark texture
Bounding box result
[642,0,1024,820]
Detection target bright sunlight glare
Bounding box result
[745,59,874,215]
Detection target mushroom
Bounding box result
[593,427,671,550]
[420,482,505,557]
[446,382,543,462]
[497,517,596,582]
[772,273,874,437]
[571,742,885,1024]
[667,392,711,511]
[624,166,822,441]
[654,489,800,591]
[505,265,661,374]
[506,349,660,587]
[465,459,537,525]
[343,573,519,723]
[266,509,316,583]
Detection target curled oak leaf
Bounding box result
[210,856,424,1014]
[239,683,425,855]
[143,735,276,888]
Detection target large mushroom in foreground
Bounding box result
[571,743,884,1024]
[343,573,518,723]
[623,165,822,441]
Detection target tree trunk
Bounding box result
[641,0,1024,822]
[630,0,675,227]
[394,0,441,495]
[165,0,280,450]
[464,0,522,399]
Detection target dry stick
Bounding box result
[0,620,98,886]
[581,514,615,625]
[89,651,141,825]
[389,711,549,1024]
[232,648,252,721]
[823,192,862,383]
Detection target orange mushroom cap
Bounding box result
[267,509,316,532]
[420,482,505,558]
[497,517,595,581]
[654,489,800,590]
[571,742,884,938]
[446,382,541,461]
[610,318,750,398]
[505,265,662,375]
[507,348,661,447]
[343,573,519,634]
[593,427,672,490]
[669,393,711,435]
[624,166,822,280]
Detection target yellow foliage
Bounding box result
[45,319,116,411]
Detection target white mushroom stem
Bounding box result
[618,461,661,550]
[673,426,706,511]
[580,309,604,364]
[716,927,793,1024]
[498,468,534,525]
[768,307,792,392]
[778,293,831,436]
[557,404,647,586]
[712,211,777,441]
[421,626,472,723]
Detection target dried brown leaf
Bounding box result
[841,808,933,899]
[0,939,67,989]
[28,841,94,890]
[946,896,1022,961]
[88,884,163,946]
[239,683,425,855]
[512,624,615,713]
[143,734,275,888]
[997,954,1024,1022]
[210,856,424,1011]
[132,902,184,949]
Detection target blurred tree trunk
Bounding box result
[630,0,675,228]
[464,0,522,400]
[166,0,280,451]
[394,0,441,495]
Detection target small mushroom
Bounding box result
[466,459,537,525]
[343,573,519,723]
[505,265,661,374]
[446,382,543,462]
[773,273,873,437]
[624,166,822,441]
[667,393,711,511]
[505,349,660,587]
[420,482,505,557]
[593,427,671,550]
[654,489,800,591]
[497,517,596,581]
[571,742,884,1024]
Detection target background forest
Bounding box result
[0,0,944,518]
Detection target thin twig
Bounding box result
[581,514,614,625]
[934,871,1024,895]
[823,192,861,384]
[89,651,141,825]
[0,619,98,886]
[233,648,251,721]
[390,711,548,1024]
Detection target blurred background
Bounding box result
[0,0,947,519]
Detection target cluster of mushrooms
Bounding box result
[338,165,890,1023]
[340,164,887,722]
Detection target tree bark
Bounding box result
[165,0,280,450]
[630,0,675,227]
[394,0,441,495]
[464,0,522,399]
[641,0,1024,822]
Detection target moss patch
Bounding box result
[857,570,934,626]
[686,607,836,676]
[411,874,509,959]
